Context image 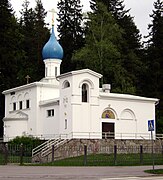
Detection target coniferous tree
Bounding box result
[57,0,85,73]
[144,0,163,133]
[0,0,24,136]
[0,0,24,88]
[146,0,163,96]
[115,2,143,96]
[19,0,37,83]
[34,0,49,78]
[73,2,136,93]
[19,0,49,83]
[93,0,142,50]
[92,0,143,95]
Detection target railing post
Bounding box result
[114,144,117,165]
[140,145,143,164]
[52,145,54,162]
[20,143,24,165]
[105,133,107,139]
[4,143,8,165]
[84,144,87,166]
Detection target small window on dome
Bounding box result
[45,67,48,77]
[63,81,70,88]
[55,67,57,76]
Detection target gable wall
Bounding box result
[40,103,60,138]
[99,96,156,139]
[59,72,100,138]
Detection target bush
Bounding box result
[9,136,44,147]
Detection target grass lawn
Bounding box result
[0,153,32,165]
[145,169,163,175]
[0,153,5,165]
[1,152,163,166]
[30,153,163,166]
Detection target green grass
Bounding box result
[0,153,32,165]
[0,153,6,165]
[1,152,163,166]
[145,169,163,174]
[30,153,163,166]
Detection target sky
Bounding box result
[10,0,155,39]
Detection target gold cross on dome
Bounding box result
[49,8,57,25]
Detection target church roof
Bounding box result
[42,25,63,60]
[39,98,59,106]
[57,69,103,79]
[2,82,58,95]
[100,91,159,103]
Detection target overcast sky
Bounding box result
[10,0,155,39]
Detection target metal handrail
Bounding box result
[32,134,62,157]
[3,133,163,143]
[156,134,163,139]
[32,137,69,159]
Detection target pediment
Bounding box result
[3,111,28,121]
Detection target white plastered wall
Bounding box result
[99,95,156,139]
[59,71,101,139]
[4,120,27,141]
[40,103,60,138]
[59,77,73,137]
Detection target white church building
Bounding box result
[2,23,159,142]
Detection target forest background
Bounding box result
[0,0,163,137]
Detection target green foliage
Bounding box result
[0,0,24,88]
[19,0,49,83]
[73,1,136,93]
[0,0,50,136]
[57,0,85,73]
[144,0,163,97]
[89,0,143,93]
[34,153,163,166]
[0,0,25,136]
[0,0,162,135]
[6,136,43,159]
[9,136,43,147]
[74,2,122,72]
[145,169,163,174]
[156,116,163,133]
[143,0,163,131]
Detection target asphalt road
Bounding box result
[0,165,163,180]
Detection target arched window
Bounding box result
[102,110,115,119]
[82,83,88,102]
[120,109,136,121]
[11,96,16,111]
[63,81,70,88]
[18,94,23,110]
[24,93,30,109]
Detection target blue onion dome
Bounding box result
[42,25,63,60]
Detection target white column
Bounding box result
[44,59,62,78]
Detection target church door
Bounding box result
[102,122,115,139]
